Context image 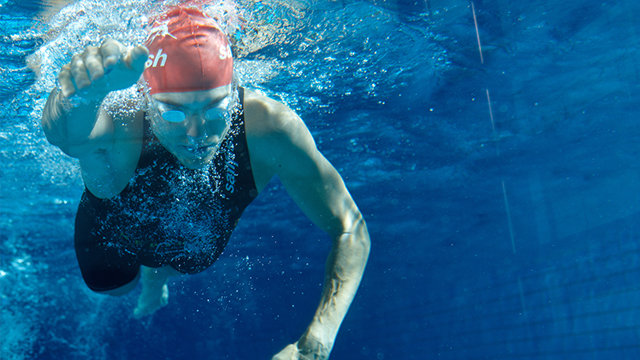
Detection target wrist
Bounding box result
[43,88,101,151]
[297,325,334,360]
[57,89,96,111]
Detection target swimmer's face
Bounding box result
[147,86,233,169]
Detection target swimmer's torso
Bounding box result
[75,88,258,273]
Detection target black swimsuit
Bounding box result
[74,88,258,292]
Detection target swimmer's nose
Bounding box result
[185,115,207,139]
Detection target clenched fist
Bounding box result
[58,38,149,100]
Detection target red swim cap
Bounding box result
[143,7,233,95]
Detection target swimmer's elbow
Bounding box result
[41,93,76,156]
[44,131,104,159]
[355,218,371,256]
[336,216,370,256]
[41,120,76,157]
[52,140,88,158]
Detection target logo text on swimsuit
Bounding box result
[225,139,238,193]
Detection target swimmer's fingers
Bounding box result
[100,38,125,72]
[58,64,75,98]
[82,46,104,81]
[69,53,92,91]
[123,45,149,73]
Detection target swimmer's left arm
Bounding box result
[255,104,370,360]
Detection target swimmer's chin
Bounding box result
[168,146,217,169]
[176,154,216,170]
[178,157,212,170]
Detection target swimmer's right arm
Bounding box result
[41,88,113,157]
[41,39,148,158]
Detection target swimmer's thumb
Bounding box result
[125,46,149,73]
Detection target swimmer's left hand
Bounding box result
[271,338,331,360]
[271,343,312,360]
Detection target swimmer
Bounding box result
[40,6,369,360]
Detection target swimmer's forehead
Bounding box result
[150,86,231,107]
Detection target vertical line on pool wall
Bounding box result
[485,89,500,156]
[529,174,552,245]
[518,277,528,318]
[424,0,432,18]
[502,180,516,254]
[486,88,500,156]
[486,89,497,138]
[471,2,484,64]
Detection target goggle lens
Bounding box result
[153,97,231,123]
[161,110,186,123]
[205,107,227,120]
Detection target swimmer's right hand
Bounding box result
[58,39,149,99]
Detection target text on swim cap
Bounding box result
[145,46,232,69]
[145,49,167,68]
[219,44,232,60]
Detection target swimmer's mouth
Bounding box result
[183,145,212,154]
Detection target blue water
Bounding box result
[2,0,640,359]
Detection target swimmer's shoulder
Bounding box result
[243,88,313,191]
[244,88,305,136]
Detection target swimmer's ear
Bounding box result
[126,46,149,73]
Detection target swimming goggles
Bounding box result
[151,97,231,123]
